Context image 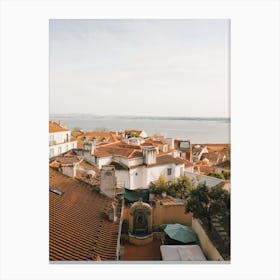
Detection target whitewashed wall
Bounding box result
[129,166,145,190]
[115,170,130,189]
[49,141,77,158]
[49,131,71,145]
[184,171,224,188]
[97,156,113,168]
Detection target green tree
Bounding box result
[185,182,230,230]
[208,172,225,180]
[168,176,194,199]
[149,174,168,194]
[222,171,231,180]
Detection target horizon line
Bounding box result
[50,113,230,120]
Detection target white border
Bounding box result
[0,1,279,280]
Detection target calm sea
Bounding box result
[50,115,230,144]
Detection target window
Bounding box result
[167,168,172,176]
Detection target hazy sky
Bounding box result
[50,19,229,117]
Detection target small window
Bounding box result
[167,168,172,176]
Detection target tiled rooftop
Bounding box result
[79,160,100,174]
[148,155,186,167]
[78,132,119,144]
[76,160,101,186]
[94,142,142,159]
[49,121,69,133]
[124,130,143,136]
[169,157,193,167]
[49,168,122,261]
[194,165,216,175]
[54,155,83,165]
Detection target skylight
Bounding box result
[50,188,63,196]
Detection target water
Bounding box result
[50,115,230,144]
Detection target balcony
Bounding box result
[49,140,56,146]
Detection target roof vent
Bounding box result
[50,188,63,196]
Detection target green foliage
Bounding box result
[149,175,194,199]
[208,172,225,180]
[223,171,231,180]
[149,174,168,194]
[168,176,194,199]
[185,182,230,230]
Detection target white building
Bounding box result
[49,121,77,158]
[90,143,186,190]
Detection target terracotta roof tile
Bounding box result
[194,165,216,175]
[78,132,119,144]
[54,155,82,165]
[49,168,122,261]
[49,121,69,133]
[94,142,142,159]
[173,157,193,167]
[147,155,186,167]
[79,160,100,175]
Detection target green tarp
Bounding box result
[124,189,149,203]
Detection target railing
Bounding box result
[49,140,56,146]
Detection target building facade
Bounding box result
[49,121,77,158]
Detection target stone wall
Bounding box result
[152,202,192,226]
[123,202,192,229]
[192,218,224,261]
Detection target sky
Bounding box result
[49,19,230,118]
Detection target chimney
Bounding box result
[100,165,116,199]
[143,146,157,165]
[108,202,117,222]
[166,138,175,150]
[61,162,77,178]
[83,141,95,156]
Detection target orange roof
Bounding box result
[54,155,82,165]
[79,160,101,175]
[169,157,193,167]
[141,139,168,147]
[130,155,186,169]
[94,142,142,159]
[71,131,83,138]
[78,132,119,144]
[75,170,100,186]
[124,130,143,136]
[151,155,186,167]
[49,121,69,133]
[49,168,122,261]
[194,165,215,175]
